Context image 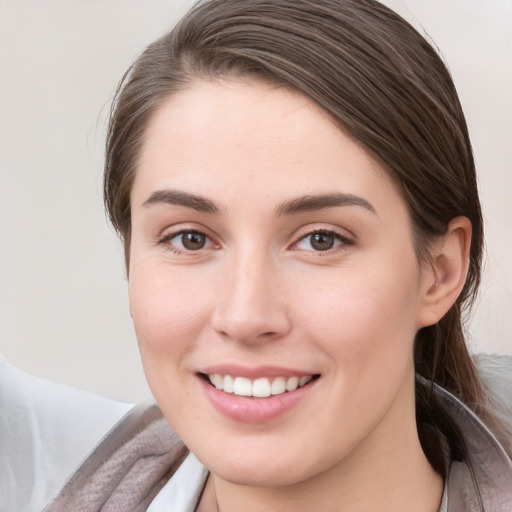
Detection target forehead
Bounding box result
[133,79,399,211]
[140,79,343,161]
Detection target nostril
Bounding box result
[259,331,279,338]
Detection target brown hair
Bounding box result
[104,0,496,462]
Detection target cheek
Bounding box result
[295,257,421,379]
[128,262,213,383]
[292,261,421,441]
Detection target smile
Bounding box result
[200,371,320,423]
[207,374,316,397]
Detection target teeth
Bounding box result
[271,377,286,395]
[253,378,271,398]
[212,374,223,390]
[233,377,252,396]
[299,376,313,387]
[286,376,299,392]
[207,374,315,397]
[223,375,234,393]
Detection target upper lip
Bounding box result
[198,364,319,380]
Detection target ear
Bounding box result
[417,216,472,328]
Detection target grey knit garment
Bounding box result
[43,404,188,512]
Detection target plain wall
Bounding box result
[0,0,511,403]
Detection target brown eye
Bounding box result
[309,232,335,251]
[180,231,206,250]
[294,230,348,252]
[164,230,213,252]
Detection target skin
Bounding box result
[128,80,470,511]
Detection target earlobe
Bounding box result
[417,216,472,328]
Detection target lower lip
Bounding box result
[198,377,317,424]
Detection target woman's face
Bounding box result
[128,80,435,486]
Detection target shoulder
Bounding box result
[43,403,188,512]
[473,352,512,454]
[0,355,133,512]
[474,353,512,419]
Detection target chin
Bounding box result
[191,437,332,489]
[208,458,311,488]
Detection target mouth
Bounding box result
[200,373,320,398]
[198,369,321,423]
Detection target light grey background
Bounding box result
[1,0,511,403]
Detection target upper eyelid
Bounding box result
[160,229,213,244]
[157,223,215,241]
[292,225,354,242]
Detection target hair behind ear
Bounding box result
[414,218,491,439]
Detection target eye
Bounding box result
[294,230,350,252]
[161,230,215,253]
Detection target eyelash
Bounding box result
[157,227,354,256]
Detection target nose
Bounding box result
[211,250,291,344]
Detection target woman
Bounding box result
[26,0,512,510]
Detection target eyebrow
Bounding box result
[143,189,222,214]
[276,193,376,216]
[142,189,376,217]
